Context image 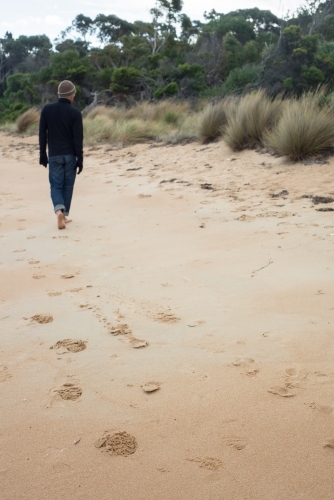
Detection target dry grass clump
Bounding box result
[224,90,284,151]
[83,114,159,146]
[83,115,114,144]
[87,101,191,124]
[157,115,198,144]
[84,100,194,146]
[0,122,17,133]
[16,108,40,133]
[86,105,123,121]
[112,119,157,145]
[129,100,190,122]
[197,98,236,144]
[264,94,334,161]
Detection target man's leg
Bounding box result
[62,155,77,223]
[49,156,66,229]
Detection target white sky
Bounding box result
[1,0,305,41]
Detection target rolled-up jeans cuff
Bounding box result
[64,211,69,216]
[54,204,65,213]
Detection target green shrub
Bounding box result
[154,82,179,99]
[162,110,180,125]
[110,67,141,94]
[222,65,261,95]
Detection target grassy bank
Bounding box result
[3,91,334,161]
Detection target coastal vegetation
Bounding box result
[1,0,334,160]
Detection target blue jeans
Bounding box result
[49,155,77,216]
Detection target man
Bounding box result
[39,80,83,230]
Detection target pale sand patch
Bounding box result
[1,132,334,499]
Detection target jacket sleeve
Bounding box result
[73,111,83,163]
[39,108,48,155]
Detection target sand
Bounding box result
[1,132,334,499]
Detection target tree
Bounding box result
[94,14,136,44]
[71,14,94,40]
[50,50,90,82]
[259,25,324,94]
[150,0,184,54]
[307,0,334,34]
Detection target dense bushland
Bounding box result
[1,1,334,123]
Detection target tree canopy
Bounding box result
[1,1,334,121]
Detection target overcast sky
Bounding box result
[2,0,305,41]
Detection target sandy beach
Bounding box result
[1,132,334,499]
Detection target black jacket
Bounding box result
[39,98,83,163]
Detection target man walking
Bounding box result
[39,80,83,229]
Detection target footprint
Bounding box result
[55,383,82,401]
[153,311,180,323]
[284,367,308,388]
[142,382,161,393]
[187,457,223,470]
[13,248,26,253]
[48,292,62,297]
[61,274,74,279]
[286,368,334,388]
[95,431,137,456]
[324,439,334,449]
[223,437,247,450]
[53,463,72,475]
[28,260,40,265]
[0,365,12,382]
[236,214,255,222]
[131,338,148,348]
[32,274,45,279]
[232,358,259,376]
[316,405,334,415]
[109,324,148,349]
[50,339,87,353]
[307,371,334,387]
[268,386,295,397]
[32,314,53,324]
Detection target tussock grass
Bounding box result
[197,98,236,144]
[0,122,17,133]
[162,110,180,125]
[157,115,198,144]
[86,101,191,124]
[83,115,114,144]
[84,100,194,146]
[131,101,190,122]
[73,91,334,159]
[112,119,156,146]
[83,115,160,146]
[224,90,284,151]
[264,94,334,161]
[16,108,40,133]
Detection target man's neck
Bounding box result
[58,98,72,104]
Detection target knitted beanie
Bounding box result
[58,80,76,97]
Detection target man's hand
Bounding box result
[39,153,48,168]
[76,159,83,175]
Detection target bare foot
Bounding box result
[64,217,72,224]
[57,211,66,230]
